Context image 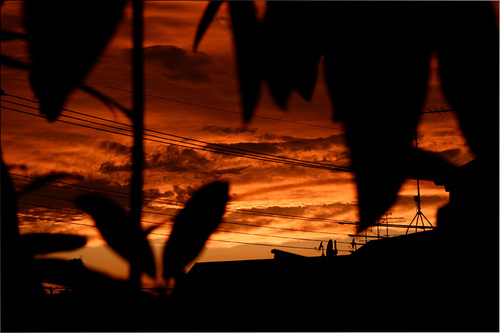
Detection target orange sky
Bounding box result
[0,2,481,282]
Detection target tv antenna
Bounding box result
[406,128,434,234]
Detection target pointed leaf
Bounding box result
[24,0,126,121]
[21,233,86,255]
[228,2,261,123]
[74,194,155,278]
[163,181,229,280]
[436,2,499,164]
[79,83,132,120]
[262,2,323,106]
[193,1,223,51]
[18,172,76,196]
[321,3,434,232]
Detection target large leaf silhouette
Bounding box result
[163,181,229,281]
[195,2,499,233]
[75,194,155,278]
[18,172,77,197]
[435,2,499,164]
[262,2,322,107]
[321,2,431,231]
[194,2,260,122]
[228,2,261,123]
[193,1,223,51]
[24,0,126,121]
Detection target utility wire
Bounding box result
[10,172,358,225]
[82,81,345,132]
[20,210,357,247]
[1,100,350,173]
[2,94,349,172]
[17,195,354,237]
[17,202,352,251]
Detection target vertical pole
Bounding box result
[415,128,421,234]
[415,127,421,215]
[130,0,144,290]
[131,0,144,232]
[386,215,389,238]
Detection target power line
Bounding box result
[83,81,345,132]
[19,210,347,245]
[10,172,357,225]
[2,94,348,171]
[17,195,353,238]
[1,99,350,173]
[17,202,344,251]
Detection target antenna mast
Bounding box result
[406,128,434,234]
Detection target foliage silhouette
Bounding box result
[24,0,127,120]
[75,194,156,279]
[195,1,499,232]
[163,181,229,283]
[2,3,233,330]
[1,1,498,331]
[195,2,260,123]
[17,172,78,196]
[262,2,322,106]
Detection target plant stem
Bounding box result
[130,0,144,290]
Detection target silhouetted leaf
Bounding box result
[435,2,499,164]
[24,0,126,121]
[21,233,86,255]
[74,194,155,278]
[18,172,77,197]
[193,1,223,51]
[163,181,229,281]
[263,2,323,107]
[402,148,457,182]
[79,83,132,119]
[323,2,431,232]
[228,2,261,123]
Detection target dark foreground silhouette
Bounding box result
[1,1,498,331]
[2,160,498,332]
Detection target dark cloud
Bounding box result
[98,140,131,156]
[144,45,211,83]
[280,135,345,152]
[146,146,211,173]
[172,184,195,202]
[222,202,358,232]
[215,134,347,159]
[97,144,248,180]
[201,125,258,136]
[99,161,131,174]
[212,142,280,155]
[257,133,294,141]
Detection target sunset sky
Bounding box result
[1,1,485,283]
